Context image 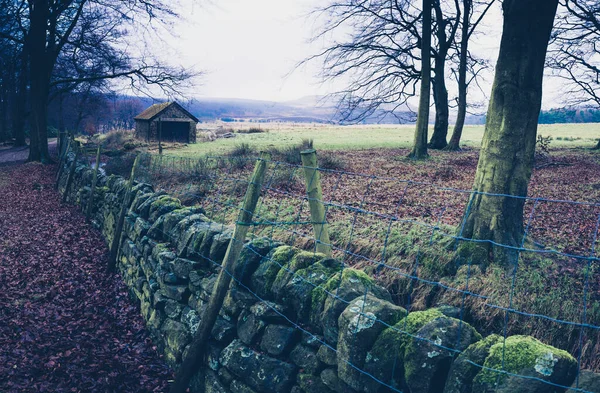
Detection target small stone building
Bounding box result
[134,102,198,143]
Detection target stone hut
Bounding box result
[134,102,198,143]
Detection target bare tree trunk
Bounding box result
[0,80,6,142]
[429,70,450,149]
[13,49,28,147]
[409,0,432,160]
[428,1,450,150]
[459,0,559,266]
[28,0,52,163]
[447,0,471,151]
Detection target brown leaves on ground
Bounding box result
[0,163,172,392]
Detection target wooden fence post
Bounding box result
[55,136,72,188]
[86,146,102,221]
[169,152,270,393]
[158,118,163,155]
[62,141,80,203]
[300,149,332,256]
[107,154,141,273]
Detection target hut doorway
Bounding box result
[160,121,190,143]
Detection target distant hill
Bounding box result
[129,96,596,126]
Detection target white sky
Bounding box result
[170,0,329,102]
[164,0,564,109]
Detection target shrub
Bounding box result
[268,167,300,192]
[535,134,552,161]
[101,129,137,152]
[103,151,137,177]
[318,152,346,171]
[268,139,314,165]
[237,127,267,134]
[228,143,255,158]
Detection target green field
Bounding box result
[169,122,600,156]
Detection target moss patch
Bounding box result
[311,268,375,311]
[474,335,576,385]
[364,308,444,388]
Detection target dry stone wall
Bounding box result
[57,155,598,393]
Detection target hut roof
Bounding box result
[134,102,199,122]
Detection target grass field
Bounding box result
[168,122,600,156]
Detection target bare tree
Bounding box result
[409,0,432,159]
[427,0,460,150]
[1,0,197,162]
[305,0,492,155]
[445,0,495,151]
[547,0,600,148]
[304,0,424,124]
[0,0,29,146]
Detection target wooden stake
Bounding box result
[55,136,72,188]
[169,152,270,393]
[86,146,102,221]
[62,142,80,203]
[300,149,332,256]
[107,154,141,273]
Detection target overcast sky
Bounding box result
[163,1,563,109]
[170,0,330,102]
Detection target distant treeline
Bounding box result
[538,108,600,124]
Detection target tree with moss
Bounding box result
[459,0,560,265]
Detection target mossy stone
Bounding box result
[271,250,326,299]
[233,237,283,285]
[443,334,503,393]
[473,335,577,393]
[403,316,482,393]
[313,268,391,343]
[337,295,406,391]
[280,258,342,322]
[250,246,298,299]
[148,195,182,223]
[363,308,445,390]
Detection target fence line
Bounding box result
[71,149,600,392]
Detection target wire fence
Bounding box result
[109,151,600,392]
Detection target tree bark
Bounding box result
[428,1,450,150]
[0,75,7,142]
[458,0,559,266]
[429,70,450,149]
[28,0,52,163]
[409,0,432,160]
[446,0,471,151]
[13,48,28,147]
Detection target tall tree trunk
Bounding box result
[409,0,432,160]
[429,65,450,149]
[13,49,28,147]
[458,0,559,266]
[428,1,450,150]
[28,0,52,163]
[446,0,471,151]
[0,79,6,143]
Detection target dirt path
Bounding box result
[0,163,172,392]
[0,141,57,166]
